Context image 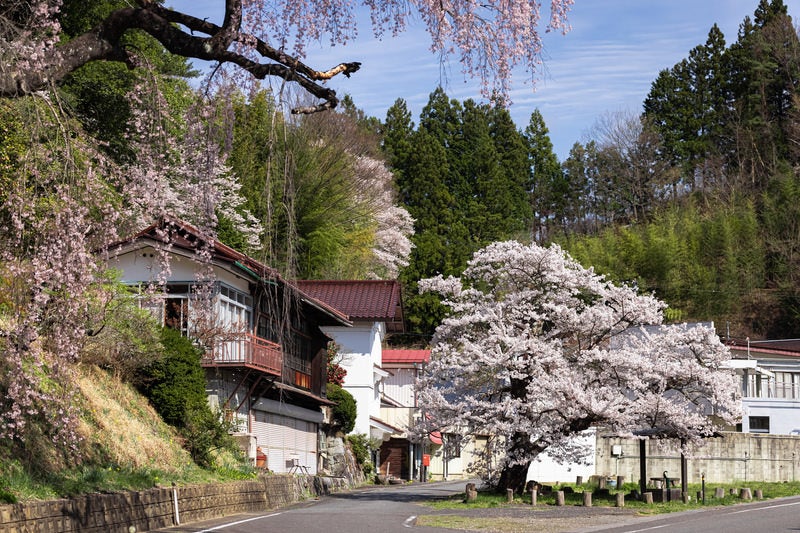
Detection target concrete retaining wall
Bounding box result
[596,432,800,484]
[0,475,353,533]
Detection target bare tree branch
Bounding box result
[0,0,360,113]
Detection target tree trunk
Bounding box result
[496,461,530,494]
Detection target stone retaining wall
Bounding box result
[596,432,800,484]
[0,475,353,533]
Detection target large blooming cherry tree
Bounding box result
[1,0,574,110]
[416,241,741,493]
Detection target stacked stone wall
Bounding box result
[0,474,354,533]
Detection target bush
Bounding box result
[346,433,375,476]
[138,328,208,426]
[137,328,236,467]
[326,383,356,434]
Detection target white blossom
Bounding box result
[416,240,741,489]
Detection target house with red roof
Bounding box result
[297,280,405,448]
[107,217,351,474]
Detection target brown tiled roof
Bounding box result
[297,280,404,328]
[110,216,350,325]
[383,349,430,364]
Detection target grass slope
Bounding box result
[0,365,253,503]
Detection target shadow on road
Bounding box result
[322,481,470,503]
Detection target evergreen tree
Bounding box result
[643,25,727,190]
[524,109,563,241]
[725,0,800,184]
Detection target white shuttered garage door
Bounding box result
[251,410,318,474]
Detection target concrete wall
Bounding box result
[0,475,353,533]
[595,432,800,485]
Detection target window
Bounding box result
[749,416,770,434]
[775,372,800,399]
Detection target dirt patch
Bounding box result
[416,505,642,532]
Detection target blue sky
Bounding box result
[170,1,778,160]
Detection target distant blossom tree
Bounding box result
[0,0,575,109]
[416,241,741,493]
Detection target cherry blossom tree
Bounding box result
[416,241,741,493]
[0,0,574,111]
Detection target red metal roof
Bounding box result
[383,349,430,364]
[297,280,404,328]
[728,338,800,358]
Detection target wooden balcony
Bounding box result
[202,333,282,377]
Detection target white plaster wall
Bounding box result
[321,321,384,436]
[527,430,597,483]
[743,399,800,434]
[110,245,250,292]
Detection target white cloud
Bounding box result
[168,0,765,159]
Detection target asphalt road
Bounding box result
[156,479,475,533]
[585,495,800,533]
[155,482,800,533]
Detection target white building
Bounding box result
[297,280,404,443]
[109,217,351,474]
[728,338,800,435]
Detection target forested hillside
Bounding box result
[386,0,800,341]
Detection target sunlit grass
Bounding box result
[423,480,800,514]
[0,366,255,503]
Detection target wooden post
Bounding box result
[464,483,477,502]
[696,491,704,502]
[682,492,689,503]
[639,439,647,500]
[615,492,625,507]
[616,475,624,490]
[740,488,752,500]
[643,492,653,504]
[755,489,763,499]
[506,488,514,503]
[576,475,583,485]
[555,491,565,506]
[598,477,606,489]
[582,491,592,507]
[530,487,537,506]
[680,440,688,499]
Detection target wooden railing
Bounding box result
[202,333,282,377]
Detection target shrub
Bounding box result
[137,328,236,467]
[326,383,356,434]
[347,433,379,476]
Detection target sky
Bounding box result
[168,1,787,160]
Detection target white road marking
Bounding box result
[728,500,800,514]
[194,512,284,532]
[403,515,417,528]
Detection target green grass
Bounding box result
[0,455,257,503]
[424,480,800,514]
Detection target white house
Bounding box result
[296,280,404,444]
[727,338,800,435]
[108,217,351,474]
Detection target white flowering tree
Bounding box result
[416,241,741,493]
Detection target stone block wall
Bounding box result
[595,432,800,485]
[0,474,354,533]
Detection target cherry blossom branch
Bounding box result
[0,0,360,113]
